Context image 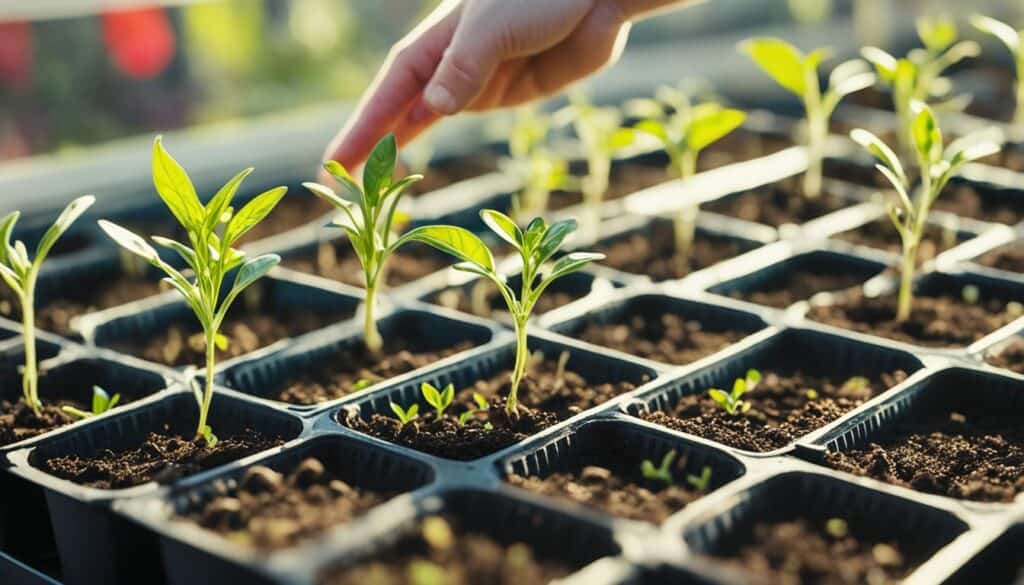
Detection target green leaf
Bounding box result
[152,136,203,231]
[523,217,547,252]
[480,209,522,248]
[707,389,729,405]
[911,102,942,163]
[917,15,957,53]
[535,219,578,265]
[634,119,669,144]
[35,195,95,264]
[322,161,363,200]
[0,211,19,266]
[152,236,198,270]
[746,369,762,384]
[201,425,218,448]
[472,392,488,409]
[99,220,160,263]
[732,378,747,399]
[421,382,441,408]
[687,106,747,153]
[304,182,357,213]
[398,225,495,272]
[971,14,1022,55]
[606,128,635,151]
[204,168,252,235]
[363,134,397,206]
[214,333,229,351]
[224,186,287,245]
[849,129,906,187]
[92,386,110,414]
[861,47,898,82]
[231,254,280,294]
[739,37,807,96]
[544,252,603,282]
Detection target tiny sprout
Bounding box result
[962,284,980,305]
[506,106,570,221]
[739,38,875,198]
[805,389,819,401]
[686,465,713,493]
[972,15,1024,125]
[826,517,849,539]
[398,211,603,417]
[457,392,489,425]
[641,449,676,485]
[351,378,373,392]
[100,137,285,444]
[390,402,419,426]
[850,103,1000,321]
[842,376,870,391]
[62,386,121,420]
[708,369,761,415]
[421,382,455,418]
[0,195,94,416]
[200,425,218,448]
[304,134,423,354]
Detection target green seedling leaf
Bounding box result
[739,38,807,96]
[363,134,397,206]
[98,221,160,263]
[0,211,18,266]
[687,106,747,152]
[398,225,494,272]
[201,425,218,448]
[850,129,907,186]
[352,378,372,392]
[917,15,957,53]
[972,14,1022,55]
[213,333,229,351]
[826,517,850,539]
[203,168,252,235]
[224,186,288,246]
[390,402,420,426]
[480,209,522,248]
[232,254,281,295]
[641,449,677,485]
[35,195,95,263]
[686,466,713,492]
[911,101,943,163]
[421,381,455,418]
[152,136,203,231]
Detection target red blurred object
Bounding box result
[0,22,33,89]
[102,7,176,79]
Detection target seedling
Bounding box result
[962,284,981,305]
[556,92,635,238]
[686,465,713,492]
[708,369,762,415]
[99,137,286,444]
[396,211,603,416]
[850,103,999,321]
[861,16,980,157]
[826,517,850,539]
[304,134,422,353]
[0,195,95,415]
[739,38,875,198]
[630,86,746,260]
[390,402,420,426]
[421,381,454,418]
[457,392,489,425]
[641,449,676,485]
[972,15,1024,125]
[506,106,570,221]
[61,386,120,420]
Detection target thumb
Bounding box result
[422,20,505,115]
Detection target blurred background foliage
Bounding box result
[0,0,1017,161]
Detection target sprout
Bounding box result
[641,449,676,485]
[100,137,286,444]
[971,14,1024,125]
[708,369,762,415]
[739,38,875,198]
[850,102,1000,321]
[0,195,94,415]
[556,92,635,238]
[457,392,489,425]
[62,386,120,420]
[506,106,570,221]
[303,134,423,353]
[396,211,603,417]
[630,86,746,261]
[686,465,713,493]
[421,381,455,419]
[390,401,419,426]
[861,16,980,157]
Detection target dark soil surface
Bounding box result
[344,357,644,460]
[986,338,1024,374]
[408,154,500,196]
[114,306,347,367]
[703,179,851,227]
[428,280,582,319]
[237,196,334,245]
[283,241,448,288]
[826,406,1024,502]
[727,270,869,309]
[640,370,907,452]
[933,184,1024,225]
[276,339,476,405]
[186,457,394,549]
[807,290,1019,348]
[0,401,77,447]
[318,515,574,585]
[38,427,283,489]
[710,517,919,585]
[596,221,751,281]
[507,458,707,524]
[978,243,1024,274]
[0,274,165,336]
[834,219,966,262]
[576,313,751,364]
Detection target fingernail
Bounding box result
[424,83,456,114]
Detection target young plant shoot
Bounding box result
[62,386,120,420]
[304,134,422,353]
[641,450,676,485]
[850,102,999,321]
[0,195,95,415]
[395,211,603,417]
[99,137,286,445]
[739,38,875,197]
[862,16,980,157]
[506,106,570,222]
[630,86,746,262]
[971,15,1024,125]
[708,369,762,415]
[556,92,635,238]
[390,401,419,427]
